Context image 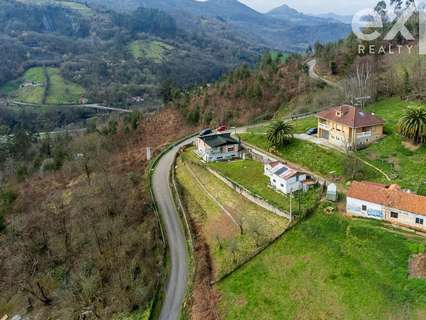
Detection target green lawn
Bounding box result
[218,209,426,320]
[358,98,426,191]
[248,117,317,134]
[239,134,382,184]
[129,40,174,63]
[177,150,288,279]
[209,159,320,218]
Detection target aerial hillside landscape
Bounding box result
[1,1,426,320]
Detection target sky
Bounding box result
[239,0,380,15]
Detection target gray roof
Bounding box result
[200,133,239,148]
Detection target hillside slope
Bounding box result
[87,0,351,51]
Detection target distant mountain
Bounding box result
[86,0,352,51]
[267,4,336,26]
[314,13,353,24]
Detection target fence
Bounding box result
[205,167,292,221]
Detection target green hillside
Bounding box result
[219,209,426,320]
[129,40,174,63]
[1,67,85,105]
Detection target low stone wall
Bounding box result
[206,167,292,221]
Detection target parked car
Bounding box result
[306,128,318,135]
[200,128,213,136]
[216,125,228,132]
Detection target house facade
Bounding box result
[347,181,426,231]
[317,105,384,149]
[196,133,241,162]
[264,162,313,194]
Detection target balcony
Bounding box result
[319,123,330,131]
[357,131,372,138]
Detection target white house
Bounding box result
[196,133,241,162]
[347,181,426,231]
[264,161,313,194]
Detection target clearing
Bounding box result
[0,67,85,105]
[218,206,426,320]
[175,149,289,280]
[129,40,174,63]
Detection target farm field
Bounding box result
[129,40,174,63]
[218,208,426,320]
[16,0,94,16]
[209,159,320,218]
[0,67,85,105]
[45,68,85,105]
[176,149,289,279]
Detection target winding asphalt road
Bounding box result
[307,59,342,89]
[152,138,195,320]
[151,127,255,319]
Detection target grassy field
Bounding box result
[248,116,317,134]
[209,159,320,218]
[239,134,383,184]
[0,67,85,105]
[129,40,174,63]
[359,98,426,191]
[0,67,46,104]
[218,208,426,320]
[17,0,94,16]
[176,149,288,279]
[46,68,85,104]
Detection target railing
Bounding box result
[357,131,372,138]
[319,123,330,131]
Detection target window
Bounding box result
[416,218,424,225]
[227,146,234,152]
[273,179,276,183]
[280,184,284,187]
[362,205,367,212]
[391,212,398,219]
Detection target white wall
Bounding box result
[270,174,306,194]
[346,197,385,220]
[347,197,426,231]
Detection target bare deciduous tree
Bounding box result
[343,61,377,108]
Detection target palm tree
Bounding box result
[397,107,426,144]
[266,120,294,148]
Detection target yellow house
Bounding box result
[317,105,384,149]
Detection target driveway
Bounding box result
[295,133,346,152]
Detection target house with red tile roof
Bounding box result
[347,181,426,231]
[264,161,315,194]
[317,105,385,149]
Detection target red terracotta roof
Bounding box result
[318,105,384,128]
[348,181,426,216]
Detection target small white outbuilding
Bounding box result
[326,183,338,202]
